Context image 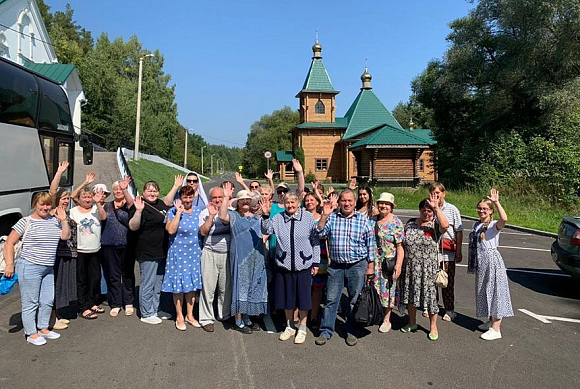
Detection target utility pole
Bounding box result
[211,154,214,177]
[184,128,188,168]
[201,146,207,175]
[134,53,154,160]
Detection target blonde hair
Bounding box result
[32,192,53,208]
[429,182,446,193]
[477,198,495,241]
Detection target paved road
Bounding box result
[1,206,579,388]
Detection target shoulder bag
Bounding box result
[375,221,396,277]
[0,218,32,273]
[434,225,448,288]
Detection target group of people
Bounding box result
[2,158,514,346]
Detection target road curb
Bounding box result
[396,209,558,239]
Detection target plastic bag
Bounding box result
[0,273,18,295]
[353,282,383,327]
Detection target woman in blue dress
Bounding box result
[218,182,268,334]
[163,185,203,331]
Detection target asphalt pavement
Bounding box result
[1,195,579,388]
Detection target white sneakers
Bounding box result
[279,327,296,341]
[141,315,163,325]
[379,322,392,333]
[294,330,307,344]
[27,330,61,346]
[480,328,502,341]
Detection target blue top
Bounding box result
[317,211,375,264]
[101,202,129,247]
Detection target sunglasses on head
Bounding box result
[186,179,198,183]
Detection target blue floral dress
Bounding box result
[161,207,203,293]
[228,210,268,316]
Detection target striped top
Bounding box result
[12,216,62,266]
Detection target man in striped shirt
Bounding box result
[315,189,375,347]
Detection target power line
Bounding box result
[0,22,58,49]
[193,133,246,147]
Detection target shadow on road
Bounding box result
[508,269,580,300]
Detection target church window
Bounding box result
[315,158,328,171]
[315,99,325,114]
[419,159,425,172]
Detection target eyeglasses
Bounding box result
[186,179,198,183]
[477,207,490,211]
[277,190,288,194]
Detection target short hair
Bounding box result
[250,180,260,187]
[79,187,93,196]
[209,186,224,198]
[32,192,53,208]
[339,188,356,201]
[143,181,160,192]
[179,185,195,198]
[316,183,325,192]
[112,181,120,189]
[419,198,434,211]
[429,182,446,193]
[221,181,235,190]
[284,193,299,204]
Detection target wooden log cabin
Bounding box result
[289,39,437,185]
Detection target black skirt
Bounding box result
[54,255,77,309]
[273,268,312,311]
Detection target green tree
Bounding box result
[242,106,299,177]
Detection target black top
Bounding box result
[129,199,169,261]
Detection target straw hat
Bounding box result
[376,192,395,206]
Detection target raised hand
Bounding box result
[259,197,272,215]
[57,161,70,174]
[487,188,499,203]
[264,169,274,180]
[173,199,184,212]
[292,158,303,173]
[426,191,439,210]
[93,189,104,204]
[222,181,234,198]
[322,198,334,215]
[174,174,184,187]
[328,193,339,210]
[327,186,335,195]
[234,171,244,183]
[120,175,132,191]
[348,178,357,190]
[207,202,219,216]
[134,196,145,211]
[85,172,96,184]
[55,206,67,221]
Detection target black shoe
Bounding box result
[249,322,261,331]
[234,325,252,334]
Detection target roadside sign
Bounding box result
[238,165,243,171]
[264,151,272,159]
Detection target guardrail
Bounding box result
[116,147,138,198]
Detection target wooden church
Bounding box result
[289,40,437,185]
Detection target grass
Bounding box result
[127,159,208,196]
[373,186,577,234]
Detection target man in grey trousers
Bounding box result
[198,186,232,332]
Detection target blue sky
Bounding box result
[46,0,474,147]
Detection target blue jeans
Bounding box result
[320,260,367,339]
[138,259,164,318]
[16,259,54,336]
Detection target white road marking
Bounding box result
[518,309,580,324]
[262,314,277,334]
[461,242,550,252]
[455,263,570,277]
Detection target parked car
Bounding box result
[551,217,580,278]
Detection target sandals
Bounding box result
[185,318,201,328]
[428,332,439,341]
[442,311,457,322]
[400,324,418,333]
[91,306,105,314]
[80,310,98,320]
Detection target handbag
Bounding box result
[0,218,31,274]
[353,282,383,327]
[375,221,397,277]
[441,238,457,252]
[434,229,448,288]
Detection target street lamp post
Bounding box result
[211,154,215,177]
[184,128,189,168]
[201,146,207,175]
[134,53,154,161]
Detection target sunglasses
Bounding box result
[186,179,198,183]
[250,185,260,189]
[277,190,288,194]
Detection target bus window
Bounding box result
[58,141,73,186]
[0,60,38,128]
[41,135,55,180]
[37,78,73,133]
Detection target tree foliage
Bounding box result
[409,0,580,203]
[242,106,299,177]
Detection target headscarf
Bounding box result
[175,171,208,206]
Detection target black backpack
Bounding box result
[353,282,383,327]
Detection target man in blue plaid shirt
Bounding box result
[315,189,375,347]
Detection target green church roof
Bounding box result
[341,89,403,140]
[348,124,432,149]
[295,117,348,130]
[297,58,338,95]
[275,151,294,162]
[409,129,436,145]
[23,62,75,84]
